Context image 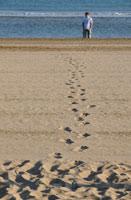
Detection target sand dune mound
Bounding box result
[0,160,131,200]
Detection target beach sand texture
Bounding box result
[0,39,131,199]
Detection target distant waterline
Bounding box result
[0,11,131,18]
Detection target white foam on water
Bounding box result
[0,11,131,18]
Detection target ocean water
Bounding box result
[0,0,131,38]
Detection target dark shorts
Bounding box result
[83,29,91,38]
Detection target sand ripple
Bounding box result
[0,160,131,200]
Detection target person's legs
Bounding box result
[86,30,89,38]
[83,29,86,38]
[89,29,91,38]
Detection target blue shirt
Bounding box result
[82,17,93,30]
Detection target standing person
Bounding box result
[82,12,93,38]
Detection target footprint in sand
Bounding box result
[80,93,85,96]
[65,139,74,144]
[83,133,91,137]
[84,122,90,125]
[60,138,74,145]
[70,91,76,94]
[66,82,71,86]
[77,92,85,96]
[48,195,59,200]
[68,95,74,99]
[69,81,74,84]
[74,117,84,122]
[77,85,81,87]
[72,101,78,105]
[83,112,89,117]
[72,108,79,113]
[55,153,63,159]
[81,98,86,102]
[87,105,96,108]
[70,86,75,89]
[50,153,63,159]
[78,117,84,122]
[64,127,72,133]
[3,161,12,166]
[81,89,85,92]
[74,146,88,152]
[78,133,91,138]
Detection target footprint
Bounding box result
[70,87,75,89]
[64,127,72,133]
[77,85,81,87]
[81,89,85,92]
[48,195,59,200]
[78,133,91,138]
[51,153,63,159]
[74,117,84,122]
[81,98,86,102]
[72,102,78,105]
[65,139,74,144]
[70,81,74,84]
[84,122,90,125]
[68,95,74,99]
[87,105,96,108]
[66,83,71,86]
[60,138,74,145]
[3,161,12,166]
[70,91,76,94]
[78,117,84,121]
[83,112,89,117]
[72,108,79,113]
[83,133,91,137]
[80,93,85,96]
[74,146,88,152]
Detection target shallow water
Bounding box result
[0,0,131,38]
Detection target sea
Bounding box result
[0,0,131,38]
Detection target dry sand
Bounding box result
[0,39,131,199]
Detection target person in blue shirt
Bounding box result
[82,12,93,38]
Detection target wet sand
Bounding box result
[0,39,131,199]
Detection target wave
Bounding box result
[0,11,131,18]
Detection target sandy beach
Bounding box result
[0,39,131,199]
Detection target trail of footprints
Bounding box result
[51,57,96,159]
[65,58,91,152]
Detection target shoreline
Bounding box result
[0,38,131,51]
